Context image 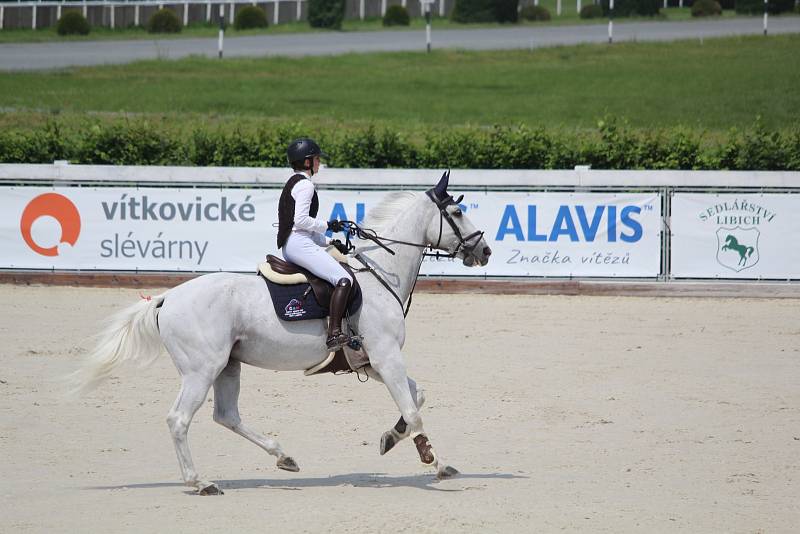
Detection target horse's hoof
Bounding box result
[380,431,397,456]
[277,455,300,472]
[436,465,460,480]
[197,481,223,495]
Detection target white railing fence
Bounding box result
[0,0,452,30]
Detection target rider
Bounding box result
[277,138,352,351]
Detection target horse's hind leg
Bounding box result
[167,373,222,495]
[213,360,299,473]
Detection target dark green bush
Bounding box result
[691,0,722,15]
[495,0,520,22]
[451,0,496,22]
[382,5,410,26]
[56,11,90,36]
[308,0,346,29]
[520,5,552,20]
[2,118,798,170]
[234,6,268,30]
[718,0,735,9]
[580,4,604,17]
[735,0,793,13]
[147,8,182,33]
[601,0,660,16]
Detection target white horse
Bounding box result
[72,172,492,495]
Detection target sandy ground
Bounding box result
[1,284,799,533]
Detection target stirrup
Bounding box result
[326,332,350,351]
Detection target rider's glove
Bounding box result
[327,220,344,233]
[330,239,349,255]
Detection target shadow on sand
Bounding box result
[86,472,526,493]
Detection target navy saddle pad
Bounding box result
[264,278,362,322]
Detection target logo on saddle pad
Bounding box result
[716,226,759,272]
[284,298,306,318]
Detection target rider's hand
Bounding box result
[330,239,349,255]
[327,220,344,233]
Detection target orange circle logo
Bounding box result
[20,193,81,257]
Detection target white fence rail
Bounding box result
[0,0,451,30]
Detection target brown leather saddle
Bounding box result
[264,254,361,313]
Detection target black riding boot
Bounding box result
[326,278,352,351]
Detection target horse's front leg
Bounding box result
[364,368,425,455]
[369,355,459,480]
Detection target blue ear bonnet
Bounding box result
[426,170,455,206]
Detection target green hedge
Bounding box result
[1,118,798,170]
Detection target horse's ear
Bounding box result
[433,170,450,199]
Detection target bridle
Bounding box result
[339,189,485,317]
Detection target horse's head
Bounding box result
[424,171,492,267]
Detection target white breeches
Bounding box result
[282,233,352,286]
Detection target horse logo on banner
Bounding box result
[716,226,759,272]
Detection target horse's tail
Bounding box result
[746,246,754,258]
[69,293,166,395]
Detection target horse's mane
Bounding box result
[362,191,422,232]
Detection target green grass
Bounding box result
[0,8,758,43]
[0,34,798,134]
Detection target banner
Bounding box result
[0,187,662,277]
[671,193,800,279]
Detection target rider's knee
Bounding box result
[336,277,352,288]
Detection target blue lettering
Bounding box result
[356,202,365,224]
[607,205,617,242]
[527,206,547,242]
[549,205,579,242]
[575,205,604,242]
[620,206,643,242]
[495,205,525,241]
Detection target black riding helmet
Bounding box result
[287,138,328,168]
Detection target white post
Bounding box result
[206,2,211,22]
[56,4,61,20]
[679,0,683,6]
[608,0,613,43]
[402,0,406,7]
[663,0,667,8]
[183,3,188,25]
[159,3,164,10]
[273,0,279,24]
[381,0,386,15]
[0,6,4,30]
[229,2,234,24]
[534,0,538,6]
[556,0,561,15]
[763,0,768,35]
[577,0,581,13]
[296,0,301,20]
[218,3,224,58]
[110,4,115,28]
[32,4,36,30]
[439,0,445,17]
[359,0,364,19]
[82,2,87,18]
[425,3,431,52]
[135,4,140,25]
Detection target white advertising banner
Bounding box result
[671,193,800,279]
[0,187,662,277]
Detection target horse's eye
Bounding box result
[453,209,462,217]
